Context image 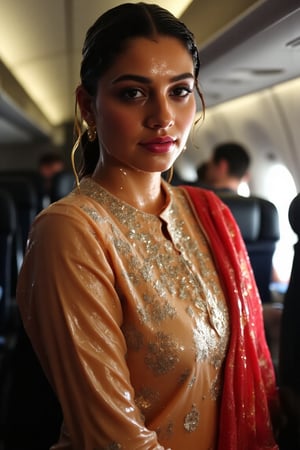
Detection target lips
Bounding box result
[140,137,176,154]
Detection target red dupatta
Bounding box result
[180,185,279,450]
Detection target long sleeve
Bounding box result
[17,204,166,450]
[17,179,232,450]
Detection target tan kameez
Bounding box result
[17,177,230,449]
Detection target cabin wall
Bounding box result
[181,77,300,195]
[0,121,74,172]
[0,142,60,171]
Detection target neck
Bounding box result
[92,164,166,215]
[213,177,239,192]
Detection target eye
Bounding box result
[170,86,193,98]
[120,87,144,100]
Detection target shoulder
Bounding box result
[37,186,110,222]
[28,189,113,248]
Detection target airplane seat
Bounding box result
[50,170,75,203]
[279,193,300,387]
[218,194,281,370]
[0,170,46,213]
[17,170,45,212]
[0,176,39,309]
[278,193,300,449]
[0,177,63,450]
[0,176,38,254]
[0,190,17,340]
[218,194,280,304]
[1,324,63,450]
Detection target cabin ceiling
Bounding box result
[0,0,300,144]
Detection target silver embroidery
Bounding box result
[145,332,180,375]
[184,404,200,432]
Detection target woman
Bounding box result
[17,3,279,449]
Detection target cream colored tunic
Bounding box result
[17,177,230,450]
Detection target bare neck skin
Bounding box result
[92,161,166,215]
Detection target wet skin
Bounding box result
[77,35,197,214]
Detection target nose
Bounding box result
[146,94,175,130]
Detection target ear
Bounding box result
[242,171,250,183]
[217,159,229,176]
[76,85,95,125]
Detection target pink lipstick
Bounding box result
[140,137,176,153]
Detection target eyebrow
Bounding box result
[112,72,194,84]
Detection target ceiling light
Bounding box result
[286,36,300,48]
[210,78,245,84]
[233,68,284,76]
[249,68,284,75]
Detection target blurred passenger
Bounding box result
[195,161,209,185]
[38,151,65,195]
[197,142,251,194]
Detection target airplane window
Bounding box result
[266,163,297,284]
[237,181,250,197]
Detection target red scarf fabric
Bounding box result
[180,185,279,450]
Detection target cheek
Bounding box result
[98,106,139,142]
[180,101,196,138]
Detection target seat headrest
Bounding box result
[219,194,280,243]
[256,197,280,240]
[0,189,17,232]
[0,176,38,209]
[288,193,300,236]
[220,196,260,241]
[50,171,75,202]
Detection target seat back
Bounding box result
[0,189,17,332]
[0,176,38,253]
[280,193,300,389]
[0,176,39,301]
[50,170,75,203]
[278,193,300,448]
[0,170,45,212]
[218,194,280,303]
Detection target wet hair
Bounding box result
[212,143,251,179]
[76,2,204,179]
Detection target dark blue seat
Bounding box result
[279,193,300,449]
[0,170,45,212]
[0,179,62,448]
[0,189,17,335]
[50,170,75,203]
[0,176,38,253]
[218,194,280,304]
[279,193,300,388]
[1,325,63,450]
[218,194,282,373]
[0,176,38,305]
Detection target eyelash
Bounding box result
[171,86,193,97]
[121,88,144,100]
[119,85,193,101]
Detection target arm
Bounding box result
[17,205,166,450]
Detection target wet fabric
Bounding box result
[16,178,278,449]
[182,185,278,450]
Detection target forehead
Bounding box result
[103,36,194,80]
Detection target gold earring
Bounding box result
[87,124,97,142]
[71,100,83,190]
